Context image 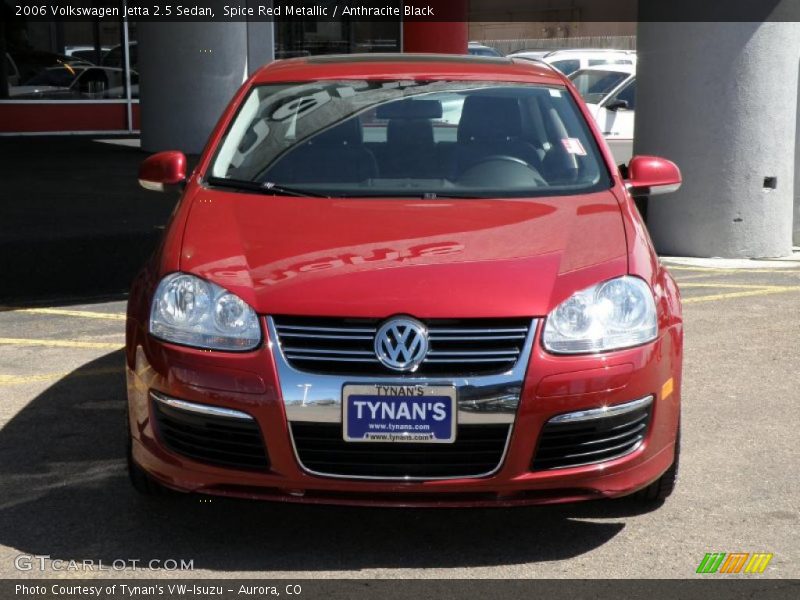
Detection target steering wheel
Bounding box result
[457,155,548,187]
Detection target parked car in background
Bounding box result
[508,48,550,61]
[101,41,138,71]
[569,64,636,164]
[467,42,503,57]
[511,48,636,76]
[11,65,138,99]
[5,50,91,87]
[65,45,111,65]
[128,53,683,509]
[4,53,19,87]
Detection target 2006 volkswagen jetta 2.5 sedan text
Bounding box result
[127,54,683,507]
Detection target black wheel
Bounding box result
[637,425,680,503]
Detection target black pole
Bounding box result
[93,19,102,64]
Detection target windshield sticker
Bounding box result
[549,88,562,97]
[561,138,587,156]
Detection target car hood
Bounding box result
[179,188,629,318]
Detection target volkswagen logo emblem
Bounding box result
[374,317,429,372]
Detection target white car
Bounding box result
[64,45,111,64]
[569,64,636,164]
[511,48,636,76]
[467,42,503,57]
[10,65,137,99]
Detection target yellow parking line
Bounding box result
[0,338,123,350]
[679,283,795,289]
[673,273,729,281]
[667,266,735,274]
[0,307,126,321]
[683,286,800,304]
[666,265,800,274]
[0,366,124,386]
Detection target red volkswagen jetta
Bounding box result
[127,54,683,507]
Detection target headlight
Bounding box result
[542,276,657,354]
[149,273,261,351]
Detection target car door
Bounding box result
[5,53,19,86]
[595,78,636,163]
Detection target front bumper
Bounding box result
[126,319,682,507]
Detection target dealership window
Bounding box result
[1,18,135,98]
[1,8,400,134]
[1,8,138,134]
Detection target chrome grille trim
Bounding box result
[548,395,653,424]
[267,317,538,424]
[427,349,520,356]
[151,391,254,420]
[429,327,528,334]
[278,325,376,334]
[279,333,374,340]
[283,348,375,355]
[284,356,377,363]
[429,334,526,340]
[272,317,533,376]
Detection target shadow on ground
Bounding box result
[0,351,649,573]
[0,137,181,303]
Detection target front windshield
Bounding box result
[569,70,629,104]
[210,79,610,198]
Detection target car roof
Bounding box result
[545,48,636,56]
[252,53,564,85]
[570,64,636,75]
[511,50,549,56]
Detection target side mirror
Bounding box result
[625,155,681,197]
[138,151,187,192]
[605,98,629,112]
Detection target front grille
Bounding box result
[272,316,532,377]
[531,401,652,470]
[291,422,510,479]
[152,399,270,471]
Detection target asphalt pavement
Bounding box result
[0,260,798,579]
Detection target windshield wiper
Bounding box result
[418,192,486,199]
[338,192,486,199]
[206,177,329,198]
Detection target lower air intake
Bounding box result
[291,422,510,479]
[532,397,652,470]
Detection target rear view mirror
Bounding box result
[138,151,187,192]
[625,155,681,197]
[605,99,630,111]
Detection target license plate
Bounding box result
[343,384,456,443]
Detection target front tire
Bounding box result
[127,431,171,496]
[637,425,680,503]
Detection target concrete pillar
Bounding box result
[245,12,275,76]
[139,19,273,154]
[635,20,800,258]
[795,69,800,246]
